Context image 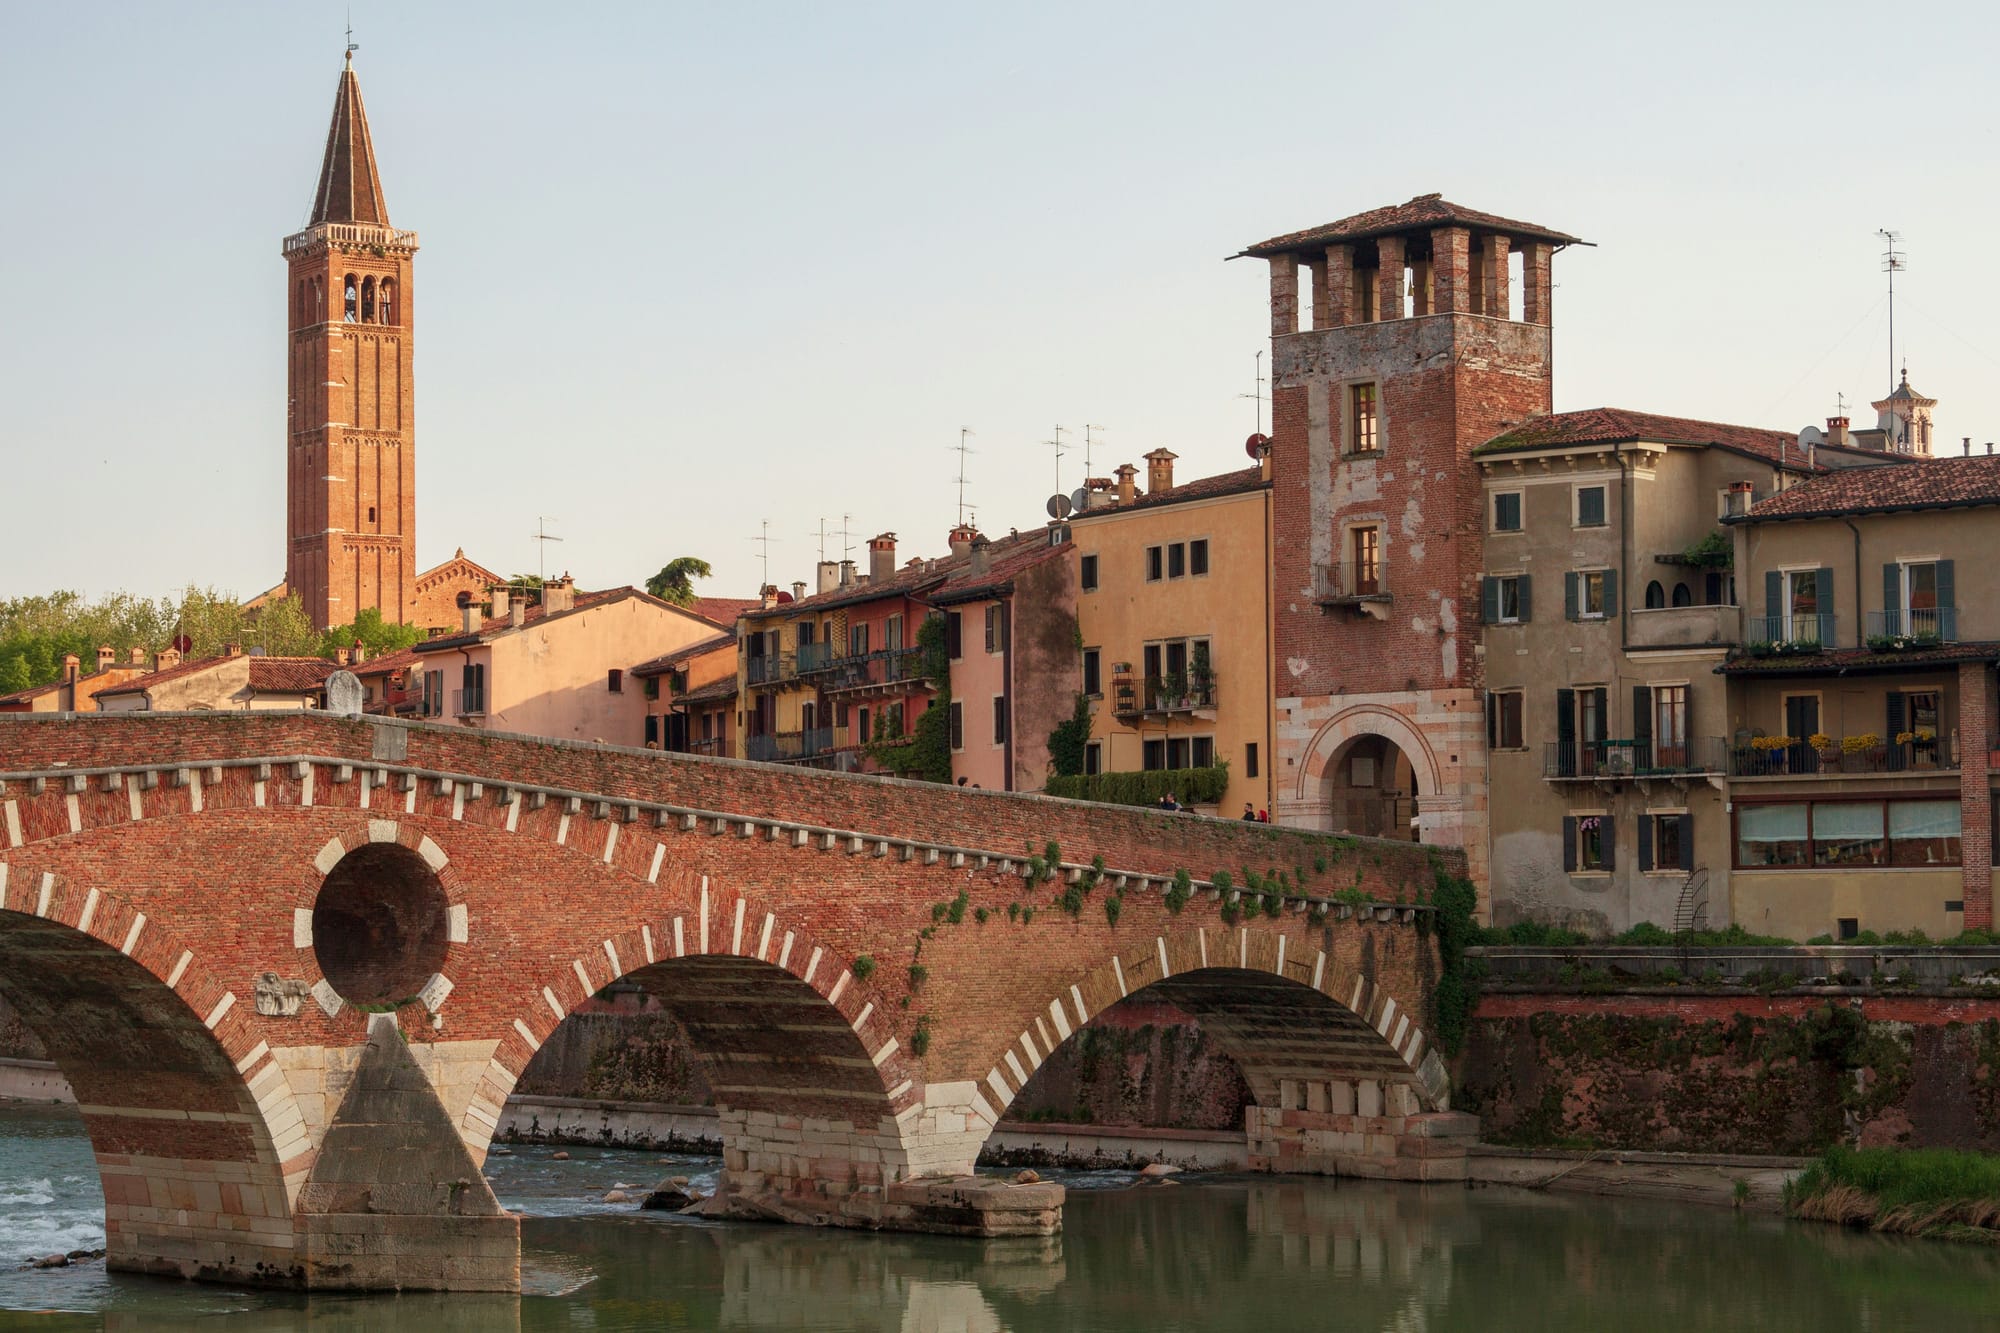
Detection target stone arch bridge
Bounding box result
[0,712,1468,1292]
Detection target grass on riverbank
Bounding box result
[1787,1146,2000,1243]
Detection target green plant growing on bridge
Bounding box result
[850,955,876,982]
[1429,868,1481,1057]
[1104,894,1122,927]
[1021,906,1035,924]
[908,963,928,990]
[1007,902,1020,922]
[911,1014,933,1057]
[1164,868,1193,915]
[946,887,969,924]
[975,906,989,924]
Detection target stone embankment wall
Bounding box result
[1460,989,2000,1156]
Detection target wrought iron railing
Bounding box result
[1543,738,1725,779]
[1865,607,1957,644]
[1744,613,1836,653]
[1142,675,1218,712]
[1729,737,1955,777]
[452,688,485,717]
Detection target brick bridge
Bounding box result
[0,712,1466,1291]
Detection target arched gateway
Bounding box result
[0,711,1467,1291]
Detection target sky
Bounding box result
[6,1,2000,606]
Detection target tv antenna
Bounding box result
[952,429,977,525]
[1082,424,1105,481]
[531,516,563,582]
[1239,349,1267,435]
[1043,425,1069,494]
[809,517,829,562]
[838,512,855,563]
[750,520,777,586]
[1878,229,1905,395]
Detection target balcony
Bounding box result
[744,728,839,764]
[452,688,485,718]
[1142,674,1218,716]
[1628,603,1741,650]
[795,642,835,673]
[1312,562,1390,618]
[746,652,795,686]
[1728,737,1957,778]
[1543,738,1726,780]
[821,648,923,696]
[1744,614,1837,656]
[1864,607,1959,648]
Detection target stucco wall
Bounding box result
[482,598,722,744]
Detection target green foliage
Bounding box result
[1046,693,1092,778]
[1792,1144,2000,1216]
[319,606,422,660]
[1007,902,1021,923]
[910,1014,932,1057]
[974,906,989,924]
[864,615,952,783]
[644,556,714,607]
[1220,900,1242,926]
[1430,869,1482,1057]
[850,955,876,982]
[1104,895,1122,927]
[1210,870,1233,895]
[1477,920,1591,946]
[946,888,969,925]
[1044,764,1230,809]
[1313,854,1328,874]
[0,586,338,695]
[1164,868,1193,915]
[1021,906,1035,925]
[907,963,928,990]
[1680,528,1734,569]
[931,902,950,924]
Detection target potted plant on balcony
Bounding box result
[1896,727,1938,768]
[1809,732,1837,768]
[1190,655,1216,708]
[1750,733,1795,774]
[1842,732,1884,772]
[1160,671,1189,711]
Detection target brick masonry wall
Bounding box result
[1460,990,2000,1155]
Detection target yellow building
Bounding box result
[1068,448,1275,816]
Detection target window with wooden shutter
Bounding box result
[1562,816,1578,872]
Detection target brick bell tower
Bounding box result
[1245,195,1581,891]
[283,52,418,630]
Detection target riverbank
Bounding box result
[1788,1145,2000,1244]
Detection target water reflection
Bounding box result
[3,1102,2000,1331]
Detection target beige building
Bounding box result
[1472,408,1888,932]
[93,649,336,712]
[1720,453,2000,939]
[1067,450,1275,816]
[0,647,151,714]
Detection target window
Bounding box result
[1650,684,1688,766]
[1143,738,1165,770]
[367,505,376,525]
[1351,526,1381,595]
[1575,485,1607,527]
[1736,799,1960,869]
[886,613,904,650]
[1890,559,1954,638]
[1643,812,1691,873]
[607,668,623,693]
[1566,569,1616,620]
[1167,543,1187,579]
[992,696,1008,746]
[1564,814,1611,873]
[949,701,964,750]
[1769,568,1828,644]
[945,611,963,659]
[1192,736,1215,769]
[1644,580,1665,609]
[1080,553,1099,591]
[1146,546,1164,581]
[1487,690,1524,750]
[850,621,871,657]
[1084,742,1102,776]
[1189,539,1210,576]
[856,706,870,741]
[423,669,443,717]
[801,701,817,732]
[985,605,1001,653]
[1493,492,1523,532]
[1245,742,1259,778]
[1348,383,1379,453]
[1482,574,1529,624]
[1671,582,1693,607]
[1082,648,1101,697]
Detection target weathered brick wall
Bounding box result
[1005,996,1249,1131]
[1460,991,2000,1155]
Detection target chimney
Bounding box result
[155,648,181,671]
[1114,463,1138,506]
[510,600,525,629]
[817,560,840,595]
[461,603,479,634]
[128,647,145,666]
[96,645,115,672]
[1144,448,1178,495]
[1726,480,1755,517]
[225,642,243,658]
[1965,437,1973,457]
[350,640,366,665]
[543,575,575,614]
[335,647,351,667]
[62,654,80,683]
[491,585,510,619]
[761,583,780,610]
[791,580,807,602]
[947,523,978,558]
[869,533,897,582]
[838,560,856,588]
[1826,415,1851,448]
[970,536,991,577]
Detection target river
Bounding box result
[0,1102,1995,1331]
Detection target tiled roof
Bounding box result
[929,531,1072,606]
[311,59,390,227]
[0,678,70,705]
[1719,641,2000,676]
[688,597,761,628]
[349,644,426,678]
[677,676,740,705]
[249,658,338,693]
[415,588,631,652]
[1738,454,2000,523]
[1240,194,1583,258]
[1475,407,1839,470]
[632,632,737,677]
[1070,465,1269,519]
[744,555,955,620]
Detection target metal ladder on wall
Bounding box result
[1672,867,1710,935]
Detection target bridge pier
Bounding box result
[1246,1079,1478,1181]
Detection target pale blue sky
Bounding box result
[7,2,1999,603]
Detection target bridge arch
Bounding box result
[0,865,303,1284]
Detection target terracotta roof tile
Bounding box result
[415,588,630,651]
[1739,454,2000,523]
[1241,194,1583,258]
[677,677,740,705]
[688,597,761,628]
[249,658,339,693]
[1719,641,2000,676]
[632,631,738,677]
[1475,407,1864,470]
[929,531,1073,605]
[1071,465,1269,518]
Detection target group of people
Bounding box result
[1148,793,1270,821]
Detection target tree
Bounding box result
[645,557,713,607]
[0,653,30,696]
[319,607,423,660]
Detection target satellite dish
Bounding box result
[1797,426,1825,449]
[1046,493,1073,520]
[1070,487,1089,514]
[1245,433,1271,458]
[171,634,192,654]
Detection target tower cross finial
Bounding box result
[345,11,358,62]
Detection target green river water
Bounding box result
[0,1102,1996,1331]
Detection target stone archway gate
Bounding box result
[0,712,1468,1292]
